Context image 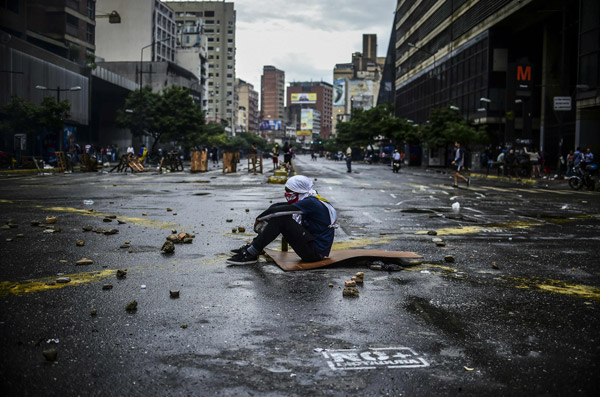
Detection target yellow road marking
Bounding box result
[0,269,116,296]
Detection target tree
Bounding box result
[116,86,161,148]
[0,95,40,138]
[420,107,487,148]
[38,97,71,135]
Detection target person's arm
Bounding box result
[256,202,302,222]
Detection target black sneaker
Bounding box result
[230,243,250,255]
[226,249,259,265]
[466,177,471,187]
[452,184,458,188]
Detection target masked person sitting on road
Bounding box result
[227,175,338,265]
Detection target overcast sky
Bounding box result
[234,0,396,89]
[164,0,396,90]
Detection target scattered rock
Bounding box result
[226,219,233,223]
[161,241,175,253]
[173,213,177,216]
[82,225,93,232]
[1,225,11,230]
[354,272,364,280]
[167,208,172,212]
[45,216,57,224]
[352,277,364,284]
[5,238,13,242]
[245,209,250,213]
[167,235,178,242]
[230,208,234,211]
[370,264,382,270]
[181,324,188,329]
[102,284,113,290]
[42,229,56,234]
[7,223,18,228]
[120,244,130,249]
[328,283,334,288]
[142,213,147,216]
[76,240,85,247]
[90,309,97,316]
[427,230,437,236]
[92,228,105,233]
[237,226,246,233]
[116,269,127,279]
[344,280,356,287]
[125,301,137,312]
[103,218,113,222]
[106,215,116,219]
[232,228,237,233]
[171,229,177,234]
[169,290,180,298]
[491,262,500,270]
[432,237,442,243]
[76,258,93,266]
[436,242,446,247]
[117,220,126,225]
[103,229,119,235]
[342,287,360,297]
[124,241,131,244]
[444,255,455,263]
[30,220,41,226]
[56,277,71,283]
[43,348,58,362]
[182,237,193,244]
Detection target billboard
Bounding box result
[291,93,317,104]
[259,120,282,130]
[349,80,374,110]
[300,108,314,131]
[296,130,311,136]
[333,78,345,107]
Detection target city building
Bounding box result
[260,65,285,140]
[96,0,176,73]
[236,78,259,134]
[286,81,333,140]
[173,14,208,111]
[166,1,236,128]
[391,0,597,167]
[332,34,385,136]
[0,0,97,157]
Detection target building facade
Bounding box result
[392,0,598,166]
[96,0,176,76]
[332,34,385,136]
[236,78,259,134]
[286,81,333,140]
[261,65,285,122]
[166,1,236,128]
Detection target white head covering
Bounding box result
[285,175,338,228]
[285,175,316,202]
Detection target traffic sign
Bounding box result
[554,96,572,111]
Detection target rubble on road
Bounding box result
[76,240,85,246]
[169,290,180,298]
[161,241,175,253]
[116,269,127,279]
[45,216,57,224]
[125,301,137,311]
[56,277,71,283]
[43,348,58,362]
[342,287,360,297]
[444,255,455,263]
[76,258,93,266]
[344,280,356,287]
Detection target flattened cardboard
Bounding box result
[264,248,422,271]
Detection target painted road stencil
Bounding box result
[322,347,429,371]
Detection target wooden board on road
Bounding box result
[264,248,422,271]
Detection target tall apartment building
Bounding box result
[236,78,259,134]
[167,1,236,127]
[261,65,285,122]
[286,81,333,139]
[96,0,176,71]
[391,0,595,166]
[332,34,385,136]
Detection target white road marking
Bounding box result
[390,193,397,199]
[362,212,382,223]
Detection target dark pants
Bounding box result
[251,215,322,262]
[346,158,352,172]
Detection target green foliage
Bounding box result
[335,103,420,147]
[221,132,265,151]
[117,85,208,151]
[420,107,488,148]
[38,97,71,134]
[0,95,40,137]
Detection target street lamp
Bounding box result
[96,10,121,24]
[35,85,82,151]
[139,36,172,86]
[449,105,459,111]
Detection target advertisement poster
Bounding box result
[291,93,317,104]
[259,120,282,130]
[349,80,374,110]
[300,108,313,131]
[333,79,345,107]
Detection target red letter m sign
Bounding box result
[517,65,531,81]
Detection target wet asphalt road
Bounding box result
[0,155,599,396]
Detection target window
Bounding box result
[87,0,94,18]
[66,14,78,27]
[205,11,214,17]
[86,23,94,43]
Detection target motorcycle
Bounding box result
[392,159,401,173]
[568,164,597,190]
